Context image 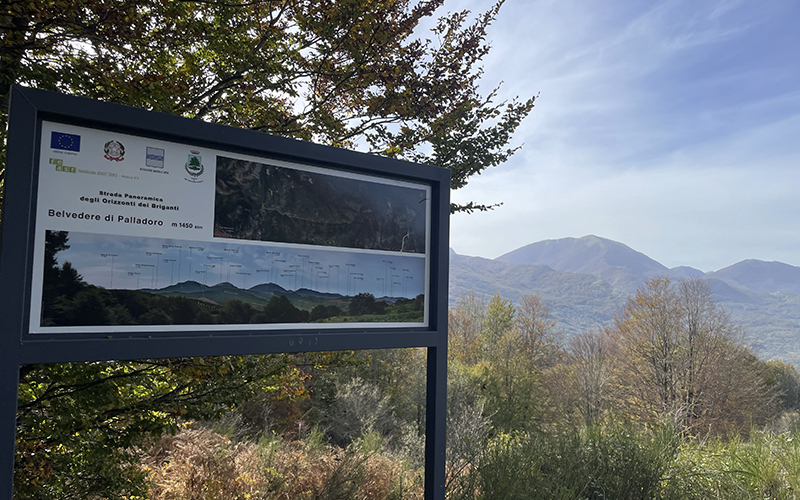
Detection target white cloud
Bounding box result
[446,0,799,270]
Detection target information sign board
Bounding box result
[0,86,449,499]
[32,121,431,334]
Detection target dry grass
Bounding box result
[142,428,424,500]
[143,428,267,500]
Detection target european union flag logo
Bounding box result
[50,132,81,152]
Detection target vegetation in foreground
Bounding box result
[131,419,799,500]
[142,427,424,500]
[15,277,800,499]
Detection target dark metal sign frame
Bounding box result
[0,86,448,499]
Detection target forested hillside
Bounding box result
[451,236,800,366]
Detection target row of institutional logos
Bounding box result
[50,131,205,182]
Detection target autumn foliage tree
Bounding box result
[557,327,618,427]
[2,1,536,497]
[448,293,561,434]
[448,292,487,365]
[611,278,777,435]
[515,294,560,366]
[0,0,535,217]
[444,285,795,498]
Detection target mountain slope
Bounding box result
[450,251,627,336]
[451,238,800,366]
[497,235,667,275]
[665,266,706,279]
[496,235,668,293]
[708,260,800,295]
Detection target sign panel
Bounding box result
[30,121,431,334]
[2,86,449,500]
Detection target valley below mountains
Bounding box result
[449,235,800,366]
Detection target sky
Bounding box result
[443,0,800,272]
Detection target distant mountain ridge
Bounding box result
[498,235,672,293]
[498,235,668,276]
[708,260,800,295]
[142,279,405,312]
[450,235,800,366]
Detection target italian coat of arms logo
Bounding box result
[103,140,125,161]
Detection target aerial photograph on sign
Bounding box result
[214,155,428,253]
[38,230,426,328]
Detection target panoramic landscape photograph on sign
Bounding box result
[29,121,431,333]
[39,230,425,328]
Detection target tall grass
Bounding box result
[138,421,798,499]
[142,427,424,500]
[664,429,800,500]
[446,422,799,500]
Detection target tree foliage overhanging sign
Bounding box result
[1,86,450,362]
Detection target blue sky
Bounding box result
[445,0,799,271]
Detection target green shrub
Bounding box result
[663,429,800,500]
[449,422,680,500]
